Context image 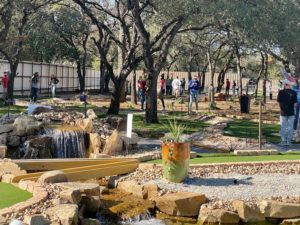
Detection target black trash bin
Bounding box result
[239,95,251,113]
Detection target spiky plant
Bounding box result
[166,118,186,142]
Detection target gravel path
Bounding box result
[147,173,300,201]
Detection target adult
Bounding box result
[278,80,283,92]
[165,75,171,95]
[268,81,273,100]
[49,74,59,98]
[137,75,143,100]
[158,74,166,111]
[188,75,200,114]
[180,78,186,95]
[169,74,174,95]
[30,72,40,103]
[172,76,181,98]
[225,79,230,95]
[236,81,240,96]
[1,71,8,100]
[293,79,300,133]
[139,74,147,111]
[232,80,236,96]
[277,80,297,146]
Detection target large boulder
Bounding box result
[56,182,100,196]
[259,200,300,218]
[81,195,101,213]
[38,170,68,184]
[0,124,13,134]
[7,135,20,147]
[89,133,102,154]
[13,116,42,136]
[102,130,124,155]
[0,133,8,145]
[31,106,52,115]
[24,214,51,225]
[87,109,97,120]
[232,200,265,223]
[45,204,78,225]
[76,118,93,133]
[119,131,139,145]
[0,145,7,159]
[117,181,147,199]
[198,208,240,225]
[23,136,52,159]
[155,192,206,217]
[60,188,82,205]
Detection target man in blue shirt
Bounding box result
[188,75,200,114]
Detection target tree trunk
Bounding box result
[104,71,110,93]
[77,61,85,92]
[254,77,261,100]
[107,83,122,115]
[207,51,214,103]
[131,70,137,105]
[99,61,106,94]
[216,70,225,93]
[235,47,242,95]
[145,75,158,123]
[263,54,269,104]
[7,64,17,101]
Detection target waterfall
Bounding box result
[38,125,87,158]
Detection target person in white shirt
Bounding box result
[172,76,181,98]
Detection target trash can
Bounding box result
[239,95,251,113]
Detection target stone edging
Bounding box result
[0,179,48,217]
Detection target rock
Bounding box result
[81,195,101,213]
[119,131,139,145]
[76,118,93,133]
[143,184,158,199]
[87,109,97,120]
[0,161,26,176]
[23,136,52,159]
[0,216,8,225]
[56,182,100,195]
[31,107,52,115]
[259,200,300,218]
[89,133,102,154]
[7,135,20,147]
[117,181,147,199]
[60,188,82,205]
[281,218,300,224]
[0,124,13,134]
[8,220,24,225]
[1,174,15,183]
[232,200,265,223]
[0,145,7,159]
[108,175,122,188]
[89,153,111,159]
[38,170,67,184]
[0,133,7,145]
[51,198,70,205]
[45,204,78,225]
[155,192,206,216]
[190,151,197,159]
[81,218,101,225]
[116,118,127,131]
[23,214,51,225]
[100,186,109,195]
[13,116,42,136]
[198,208,240,225]
[102,130,124,155]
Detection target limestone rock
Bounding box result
[143,184,158,199]
[60,188,82,205]
[7,135,20,147]
[100,186,109,195]
[0,216,8,225]
[89,133,102,154]
[119,131,139,145]
[45,204,78,225]
[13,116,42,136]
[38,170,67,184]
[23,136,52,159]
[0,124,13,134]
[259,200,300,218]
[155,192,206,216]
[76,118,93,133]
[56,182,100,196]
[51,198,70,206]
[81,195,100,213]
[232,200,265,223]
[81,218,101,225]
[0,133,7,145]
[281,218,300,225]
[31,107,52,115]
[1,174,14,183]
[87,109,97,120]
[103,130,123,155]
[0,145,7,159]
[24,214,51,225]
[198,208,240,225]
[0,161,26,176]
[117,181,147,199]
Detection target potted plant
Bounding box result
[162,119,190,183]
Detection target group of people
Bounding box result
[225,79,239,96]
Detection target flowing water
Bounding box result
[38,125,87,158]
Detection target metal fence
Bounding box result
[0,60,100,95]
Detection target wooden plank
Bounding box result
[12,160,138,183]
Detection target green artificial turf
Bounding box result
[0,183,33,209]
[0,99,27,117]
[145,152,300,164]
[224,119,281,144]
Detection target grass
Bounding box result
[146,152,300,164]
[224,119,281,144]
[0,100,27,117]
[0,183,33,209]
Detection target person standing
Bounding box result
[165,75,171,95]
[169,74,174,95]
[278,80,283,93]
[172,76,181,98]
[232,80,236,96]
[158,74,166,111]
[30,72,40,103]
[139,74,146,111]
[268,81,273,100]
[225,79,230,95]
[180,78,186,95]
[49,74,59,98]
[1,71,8,100]
[293,79,300,134]
[277,80,297,146]
[188,75,200,114]
[137,75,143,100]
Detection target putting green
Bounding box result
[0,182,32,209]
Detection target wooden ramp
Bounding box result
[11,158,139,183]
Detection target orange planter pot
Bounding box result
[162,142,190,183]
